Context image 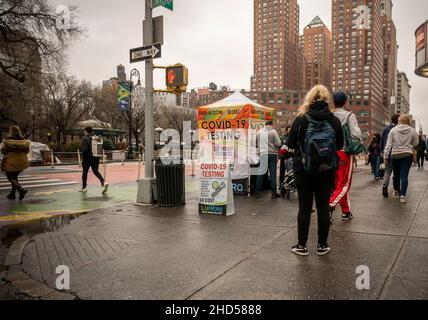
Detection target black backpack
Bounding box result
[300,114,338,174]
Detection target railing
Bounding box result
[42,149,198,182]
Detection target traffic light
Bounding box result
[166,64,188,95]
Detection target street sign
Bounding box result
[152,0,173,11]
[130,43,162,63]
[143,16,164,45]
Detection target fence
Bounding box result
[43,149,198,182]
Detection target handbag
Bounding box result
[343,112,366,155]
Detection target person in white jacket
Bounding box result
[384,115,418,203]
[329,92,362,221]
[255,121,282,199]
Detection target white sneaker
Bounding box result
[79,188,87,193]
[102,183,109,195]
[400,196,407,204]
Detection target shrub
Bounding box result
[63,141,81,152]
[103,140,116,151]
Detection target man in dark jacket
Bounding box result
[381,114,399,197]
[80,127,109,194]
[416,136,427,168]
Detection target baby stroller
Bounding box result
[279,145,296,199]
[280,169,296,199]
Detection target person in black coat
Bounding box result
[80,127,109,194]
[416,135,426,168]
[287,85,344,257]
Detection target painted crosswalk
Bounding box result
[0,174,78,191]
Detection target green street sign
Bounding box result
[152,0,174,11]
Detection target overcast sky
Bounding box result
[53,0,428,132]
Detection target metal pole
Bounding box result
[145,0,154,178]
[77,148,82,168]
[128,81,134,160]
[137,153,142,182]
[138,0,155,204]
[51,149,54,169]
[191,131,195,177]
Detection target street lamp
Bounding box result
[128,68,141,160]
[189,129,196,177]
[155,127,163,145]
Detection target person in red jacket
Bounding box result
[329,92,362,222]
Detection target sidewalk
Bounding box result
[2,165,428,300]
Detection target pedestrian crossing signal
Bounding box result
[166,64,188,95]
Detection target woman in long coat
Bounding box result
[1,126,30,201]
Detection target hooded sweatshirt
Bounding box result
[287,101,344,174]
[384,124,418,159]
[257,126,281,155]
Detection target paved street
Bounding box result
[1,163,427,300]
[0,162,198,227]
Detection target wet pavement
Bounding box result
[0,163,200,227]
[1,164,428,300]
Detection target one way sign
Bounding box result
[130,43,162,63]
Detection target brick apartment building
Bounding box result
[250,0,304,130]
[301,15,333,91]
[381,0,398,118]
[396,71,411,115]
[251,0,301,94]
[332,0,389,138]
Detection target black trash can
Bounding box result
[155,157,185,207]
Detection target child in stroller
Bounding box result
[279,145,296,199]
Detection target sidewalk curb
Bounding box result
[2,234,78,300]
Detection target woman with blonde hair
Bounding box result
[287,85,344,256]
[1,126,31,201]
[384,114,418,203]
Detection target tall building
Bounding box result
[301,16,332,91]
[381,0,397,118]
[332,0,385,137]
[251,0,301,94]
[117,64,126,82]
[395,71,411,115]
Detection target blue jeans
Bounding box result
[371,156,381,178]
[255,154,278,194]
[392,156,413,197]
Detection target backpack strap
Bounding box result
[345,112,354,126]
[304,113,314,123]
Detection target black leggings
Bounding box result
[294,172,335,247]
[6,171,24,195]
[82,158,105,188]
[417,152,425,167]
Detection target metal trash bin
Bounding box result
[155,157,185,207]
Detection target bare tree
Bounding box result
[41,72,92,150]
[155,105,197,138]
[0,0,82,83]
[91,84,124,131]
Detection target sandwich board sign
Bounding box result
[199,163,235,216]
